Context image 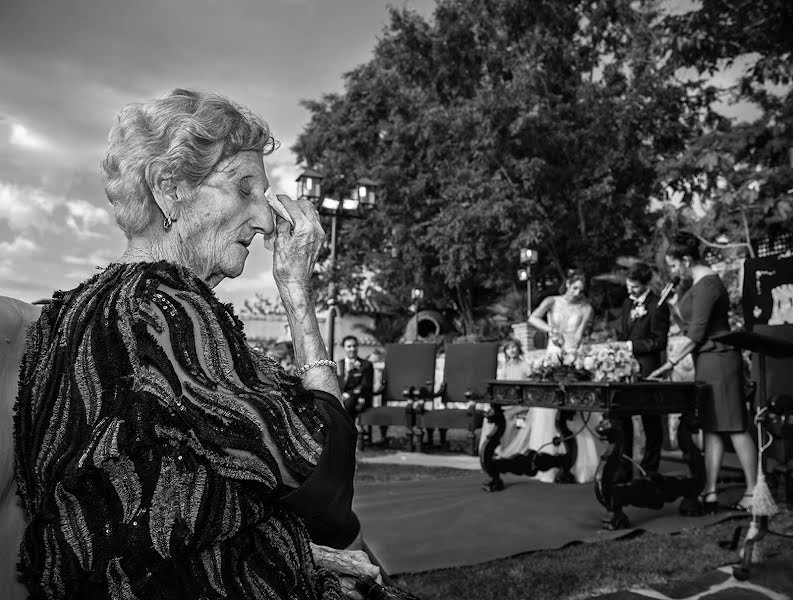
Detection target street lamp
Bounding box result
[518,247,539,320]
[296,169,379,360]
[410,288,424,342]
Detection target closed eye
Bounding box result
[239,176,253,197]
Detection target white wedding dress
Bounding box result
[488,298,606,483]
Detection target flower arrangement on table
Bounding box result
[527,342,641,383]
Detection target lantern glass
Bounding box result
[296,170,323,200]
[321,197,340,211]
[520,248,539,265]
[342,198,360,212]
[354,178,378,208]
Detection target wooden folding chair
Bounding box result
[417,342,499,455]
[358,343,436,451]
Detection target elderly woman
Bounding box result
[8,89,380,600]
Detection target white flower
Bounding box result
[630,305,648,321]
[583,356,596,371]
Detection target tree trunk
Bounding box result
[455,285,476,336]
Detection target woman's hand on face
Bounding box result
[268,194,325,289]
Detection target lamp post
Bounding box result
[410,288,424,342]
[296,169,378,361]
[517,247,539,320]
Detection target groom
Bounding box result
[337,335,374,421]
[618,262,670,477]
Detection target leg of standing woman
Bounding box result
[730,431,758,504]
[703,432,724,496]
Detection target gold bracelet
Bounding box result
[298,359,337,376]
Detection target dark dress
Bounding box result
[677,273,746,433]
[14,262,358,600]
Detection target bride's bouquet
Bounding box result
[527,342,640,383]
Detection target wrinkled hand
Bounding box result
[265,193,325,289]
[311,543,382,599]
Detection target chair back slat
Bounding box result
[382,343,436,404]
[441,343,499,404]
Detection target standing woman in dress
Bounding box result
[529,269,593,358]
[649,232,757,511]
[526,270,601,483]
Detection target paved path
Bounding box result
[358,451,793,599]
[591,560,792,599]
[358,450,481,470]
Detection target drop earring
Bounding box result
[163,215,174,230]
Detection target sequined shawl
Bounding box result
[14,262,346,599]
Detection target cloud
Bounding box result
[0,180,112,239]
[64,198,112,238]
[62,249,116,268]
[266,158,301,197]
[0,180,60,231]
[9,122,52,151]
[0,235,37,255]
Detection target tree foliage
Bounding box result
[293,0,785,336]
[657,0,793,249]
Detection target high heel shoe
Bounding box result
[699,490,719,514]
[727,493,753,513]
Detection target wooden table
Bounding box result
[480,380,706,529]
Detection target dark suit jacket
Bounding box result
[618,291,670,376]
[337,357,374,405]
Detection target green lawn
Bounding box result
[354,457,793,600]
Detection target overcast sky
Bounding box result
[0,0,434,307]
[0,0,761,310]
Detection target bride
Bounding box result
[522,269,603,483]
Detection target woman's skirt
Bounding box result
[694,349,748,433]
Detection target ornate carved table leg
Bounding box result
[481,405,506,492]
[676,411,705,516]
[595,416,631,530]
[554,410,578,484]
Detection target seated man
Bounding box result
[337,335,374,420]
[0,296,42,600]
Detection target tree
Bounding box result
[657,0,793,249]
[294,0,697,335]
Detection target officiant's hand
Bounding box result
[647,360,675,380]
